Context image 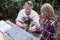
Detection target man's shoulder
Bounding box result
[19,9,25,12]
[32,10,36,12]
[31,10,38,14]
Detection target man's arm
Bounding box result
[16,20,26,28]
[32,13,40,28]
[16,9,27,28]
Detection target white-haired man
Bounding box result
[16,1,40,32]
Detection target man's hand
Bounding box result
[28,26,37,32]
[16,20,28,29]
[21,24,28,28]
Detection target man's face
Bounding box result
[25,6,32,15]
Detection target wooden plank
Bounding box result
[3,33,13,40]
[6,20,39,40]
[0,20,39,40]
[0,20,12,33]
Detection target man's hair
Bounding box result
[23,1,33,8]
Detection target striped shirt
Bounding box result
[40,19,56,40]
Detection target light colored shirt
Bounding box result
[16,9,40,27]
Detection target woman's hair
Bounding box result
[40,3,56,20]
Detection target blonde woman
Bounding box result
[40,3,57,40]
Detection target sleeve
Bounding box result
[40,20,56,40]
[46,20,56,33]
[32,12,40,28]
[16,10,24,22]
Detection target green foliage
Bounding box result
[25,18,33,25]
[0,0,60,21]
[55,9,60,40]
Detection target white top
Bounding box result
[16,9,40,27]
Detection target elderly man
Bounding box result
[16,1,40,32]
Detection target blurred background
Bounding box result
[0,0,60,40]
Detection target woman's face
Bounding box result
[25,6,32,15]
[43,9,48,16]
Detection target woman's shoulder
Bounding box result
[45,19,56,26]
[44,18,56,24]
